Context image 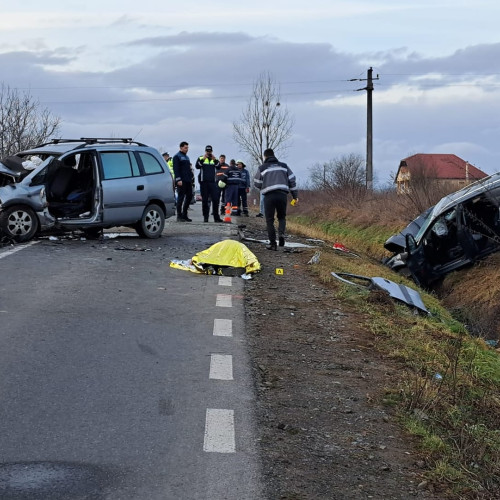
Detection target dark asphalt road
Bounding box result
[0,205,263,499]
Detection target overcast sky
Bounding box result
[1,0,500,187]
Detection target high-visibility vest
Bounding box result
[198,156,216,165]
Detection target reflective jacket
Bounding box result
[222,164,244,185]
[195,155,220,183]
[216,162,229,183]
[167,158,174,178]
[254,156,298,198]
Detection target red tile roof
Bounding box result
[398,154,488,181]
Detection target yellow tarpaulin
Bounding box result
[170,239,261,275]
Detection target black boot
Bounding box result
[278,236,285,247]
[266,241,277,251]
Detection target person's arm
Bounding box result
[254,167,263,190]
[195,156,204,170]
[173,155,182,186]
[287,166,298,199]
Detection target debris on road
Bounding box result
[307,250,321,264]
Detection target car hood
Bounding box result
[0,156,34,184]
[384,207,433,253]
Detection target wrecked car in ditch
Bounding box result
[0,138,176,242]
[384,172,500,288]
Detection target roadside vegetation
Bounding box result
[282,187,500,498]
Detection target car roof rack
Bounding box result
[78,138,148,146]
[33,138,148,148]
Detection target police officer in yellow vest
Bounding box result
[162,152,174,178]
[195,145,223,222]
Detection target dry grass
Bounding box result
[440,253,500,339]
[286,189,500,497]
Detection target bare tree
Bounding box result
[0,84,61,157]
[309,153,366,205]
[232,72,294,169]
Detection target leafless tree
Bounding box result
[0,84,61,157]
[232,72,294,170]
[309,153,367,205]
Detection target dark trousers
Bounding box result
[264,190,287,244]
[200,182,220,219]
[177,182,193,217]
[238,188,248,214]
[220,188,227,214]
[224,184,240,213]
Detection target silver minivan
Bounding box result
[0,138,176,242]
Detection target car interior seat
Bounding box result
[48,156,88,217]
[49,167,78,201]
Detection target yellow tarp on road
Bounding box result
[170,239,261,275]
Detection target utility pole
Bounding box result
[351,67,379,190]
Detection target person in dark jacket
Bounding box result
[195,145,222,222]
[220,160,243,216]
[217,154,230,215]
[254,148,298,250]
[173,141,193,222]
[236,160,250,216]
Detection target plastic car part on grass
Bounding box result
[170,239,261,276]
[331,272,429,315]
[332,242,360,257]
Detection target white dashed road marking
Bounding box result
[213,318,232,337]
[216,294,232,308]
[203,409,235,453]
[209,354,233,380]
[218,276,232,286]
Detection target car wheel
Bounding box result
[0,205,39,242]
[135,203,165,238]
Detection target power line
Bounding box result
[14,78,353,92]
[38,88,358,105]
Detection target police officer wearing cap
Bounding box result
[195,145,223,222]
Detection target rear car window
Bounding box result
[138,152,164,175]
[100,152,140,179]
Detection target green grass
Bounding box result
[287,204,500,498]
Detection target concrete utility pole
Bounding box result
[352,67,379,190]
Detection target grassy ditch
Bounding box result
[286,204,500,498]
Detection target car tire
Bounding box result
[0,205,39,242]
[135,203,165,238]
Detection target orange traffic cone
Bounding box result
[223,202,232,223]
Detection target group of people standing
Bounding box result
[166,141,298,251]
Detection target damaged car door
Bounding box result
[405,206,468,287]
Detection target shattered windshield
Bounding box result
[0,155,53,187]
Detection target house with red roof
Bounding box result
[395,154,488,194]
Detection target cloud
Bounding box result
[1,25,500,186]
